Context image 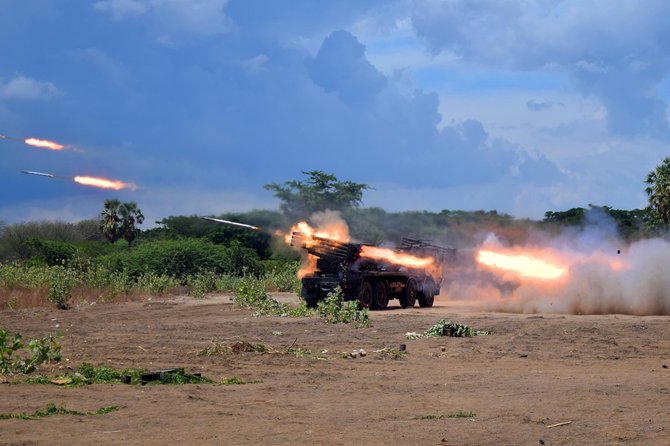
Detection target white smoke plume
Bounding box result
[441,212,670,316]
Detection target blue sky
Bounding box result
[1,0,669,225]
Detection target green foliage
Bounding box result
[262,260,301,292]
[220,376,262,385]
[0,403,120,420]
[25,238,79,267]
[99,239,262,280]
[0,220,107,262]
[188,271,218,298]
[78,362,125,382]
[345,207,530,248]
[46,265,78,309]
[543,204,649,240]
[265,170,370,220]
[198,341,269,355]
[419,414,445,420]
[154,369,214,384]
[375,347,407,360]
[29,363,211,385]
[645,157,670,234]
[317,287,370,327]
[147,211,284,260]
[406,320,489,339]
[0,330,62,374]
[448,410,477,418]
[99,199,144,246]
[234,277,290,316]
[135,271,180,296]
[232,276,314,317]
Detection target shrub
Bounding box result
[317,287,370,327]
[46,265,79,309]
[98,239,262,281]
[262,260,300,292]
[188,271,219,298]
[0,330,62,374]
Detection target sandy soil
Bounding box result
[0,293,668,446]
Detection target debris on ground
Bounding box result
[406,320,489,339]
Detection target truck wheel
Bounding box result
[418,291,434,308]
[372,281,389,310]
[400,278,417,308]
[358,281,373,309]
[418,278,435,308]
[304,298,319,308]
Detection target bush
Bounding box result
[98,239,262,281]
[262,260,300,292]
[46,266,79,309]
[317,287,370,327]
[0,330,62,374]
[25,238,79,267]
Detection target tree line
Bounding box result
[2,158,670,266]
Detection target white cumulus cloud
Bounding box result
[0,74,61,100]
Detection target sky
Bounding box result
[1,0,669,226]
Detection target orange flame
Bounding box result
[74,176,137,191]
[285,219,351,279]
[285,220,350,245]
[360,245,434,269]
[24,137,65,151]
[477,249,566,280]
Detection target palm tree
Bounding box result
[99,199,121,243]
[645,157,670,235]
[118,201,144,247]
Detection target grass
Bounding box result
[197,341,269,356]
[0,403,120,420]
[375,347,407,360]
[25,363,213,386]
[448,410,476,418]
[406,320,489,339]
[418,411,476,420]
[0,262,301,309]
[220,377,263,385]
[419,414,445,420]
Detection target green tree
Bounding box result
[99,199,122,244]
[118,201,144,247]
[264,171,369,220]
[99,199,144,246]
[645,157,670,234]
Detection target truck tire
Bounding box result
[399,278,417,308]
[304,298,319,308]
[358,281,373,309]
[418,291,434,308]
[418,278,435,308]
[372,281,389,310]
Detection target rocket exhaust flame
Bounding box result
[23,137,65,151]
[21,170,137,190]
[1,132,69,150]
[476,249,566,280]
[359,245,434,269]
[74,176,137,191]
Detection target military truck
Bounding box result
[291,233,455,310]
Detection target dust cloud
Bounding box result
[442,224,670,316]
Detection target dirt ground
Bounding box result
[1,293,668,446]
